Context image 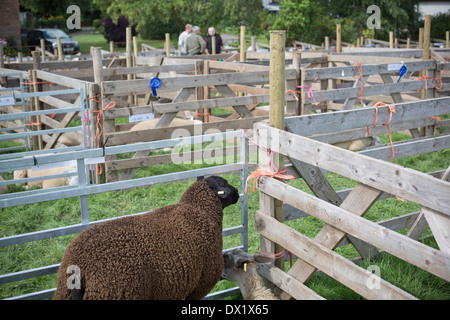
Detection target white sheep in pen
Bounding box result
[13,165,78,189]
[222,248,279,300]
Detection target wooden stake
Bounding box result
[407,38,410,49]
[422,15,431,100]
[240,26,246,61]
[133,36,138,57]
[40,38,46,62]
[126,27,134,103]
[251,35,256,52]
[325,36,329,50]
[418,28,424,49]
[389,31,394,48]
[423,15,431,60]
[165,33,170,56]
[0,43,3,69]
[212,35,216,55]
[91,48,104,183]
[269,30,286,270]
[57,37,63,60]
[336,24,341,53]
[446,31,449,48]
[126,27,132,68]
[110,41,114,54]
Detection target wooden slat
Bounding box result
[103,93,295,120]
[255,210,417,300]
[285,97,450,137]
[36,69,87,89]
[106,116,267,146]
[257,264,325,300]
[256,122,450,214]
[101,69,297,95]
[256,176,450,281]
[278,182,382,300]
[108,146,238,170]
[215,85,254,118]
[303,79,436,105]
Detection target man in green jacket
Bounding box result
[186,26,206,55]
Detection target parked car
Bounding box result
[26,28,80,54]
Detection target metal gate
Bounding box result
[0,130,249,300]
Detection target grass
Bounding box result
[1,125,449,299]
[72,32,173,54]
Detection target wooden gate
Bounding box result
[252,98,450,300]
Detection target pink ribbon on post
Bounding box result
[297,77,324,113]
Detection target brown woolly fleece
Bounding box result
[53,179,230,300]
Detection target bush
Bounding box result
[102,16,138,45]
[93,19,102,29]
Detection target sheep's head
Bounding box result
[197,176,239,209]
[221,248,275,283]
[222,248,276,300]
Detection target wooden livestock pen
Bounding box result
[247,30,450,300]
[98,53,300,182]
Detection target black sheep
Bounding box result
[53,176,239,300]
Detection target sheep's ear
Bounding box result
[197,176,204,181]
[254,252,275,264]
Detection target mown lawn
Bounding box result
[0,129,449,300]
[72,32,174,54]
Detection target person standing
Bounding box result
[186,26,206,55]
[178,24,192,55]
[205,27,223,54]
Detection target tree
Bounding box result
[21,0,97,19]
[102,16,138,44]
[224,0,270,35]
[271,0,313,41]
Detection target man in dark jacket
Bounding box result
[205,27,223,54]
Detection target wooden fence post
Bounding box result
[126,27,135,104]
[31,51,43,150]
[57,37,63,60]
[40,38,46,62]
[251,35,257,52]
[165,33,170,57]
[446,31,449,48]
[240,26,246,61]
[92,47,105,183]
[133,36,138,57]
[418,27,424,49]
[422,15,431,100]
[269,30,286,270]
[212,35,216,55]
[336,24,341,53]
